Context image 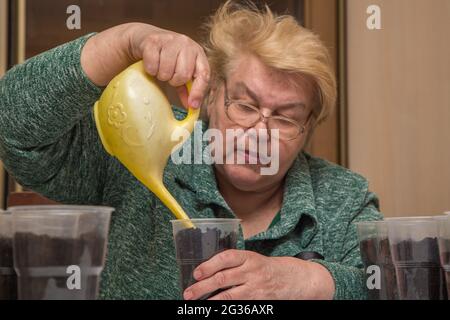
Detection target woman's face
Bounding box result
[207,54,315,192]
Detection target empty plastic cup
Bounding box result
[171,218,240,299]
[356,220,398,300]
[436,215,450,299]
[0,211,17,300]
[387,217,447,300]
[10,205,113,300]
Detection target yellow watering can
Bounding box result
[93,61,198,228]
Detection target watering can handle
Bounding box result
[178,80,201,133]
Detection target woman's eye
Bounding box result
[237,104,256,113]
[279,111,301,120]
[278,107,306,120]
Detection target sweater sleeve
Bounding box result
[0,33,110,205]
[312,191,383,300]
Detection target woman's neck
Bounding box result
[215,169,285,238]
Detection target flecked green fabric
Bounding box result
[0,34,383,300]
[268,211,281,229]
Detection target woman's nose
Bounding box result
[253,117,269,130]
[251,120,270,141]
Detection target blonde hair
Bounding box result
[202,0,337,126]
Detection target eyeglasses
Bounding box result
[223,81,313,141]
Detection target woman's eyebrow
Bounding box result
[277,102,307,110]
[233,81,259,102]
[234,81,306,109]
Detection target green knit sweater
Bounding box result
[0,34,383,300]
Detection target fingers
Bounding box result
[169,49,196,87]
[188,53,211,108]
[193,249,247,281]
[137,29,210,109]
[157,45,180,82]
[142,44,161,76]
[184,267,246,300]
[208,285,250,300]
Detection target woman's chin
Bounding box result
[220,164,266,191]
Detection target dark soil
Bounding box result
[359,237,398,300]
[175,227,237,300]
[0,237,17,300]
[13,232,106,300]
[391,237,447,300]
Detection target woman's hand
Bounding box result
[183,249,336,300]
[81,22,210,108]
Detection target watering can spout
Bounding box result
[93,61,199,227]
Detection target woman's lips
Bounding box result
[236,148,270,165]
[244,150,258,164]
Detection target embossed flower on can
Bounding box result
[107,103,127,128]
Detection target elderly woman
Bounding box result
[0,2,381,299]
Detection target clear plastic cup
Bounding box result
[171,218,240,299]
[10,205,113,300]
[0,211,17,300]
[356,220,398,300]
[387,217,447,300]
[436,215,450,299]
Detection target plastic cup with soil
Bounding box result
[0,211,17,300]
[10,205,113,300]
[171,218,240,299]
[387,217,447,300]
[356,220,398,300]
[436,215,450,299]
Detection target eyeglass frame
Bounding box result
[223,80,314,141]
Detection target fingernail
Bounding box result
[184,290,193,300]
[193,269,202,280]
[189,99,200,108]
